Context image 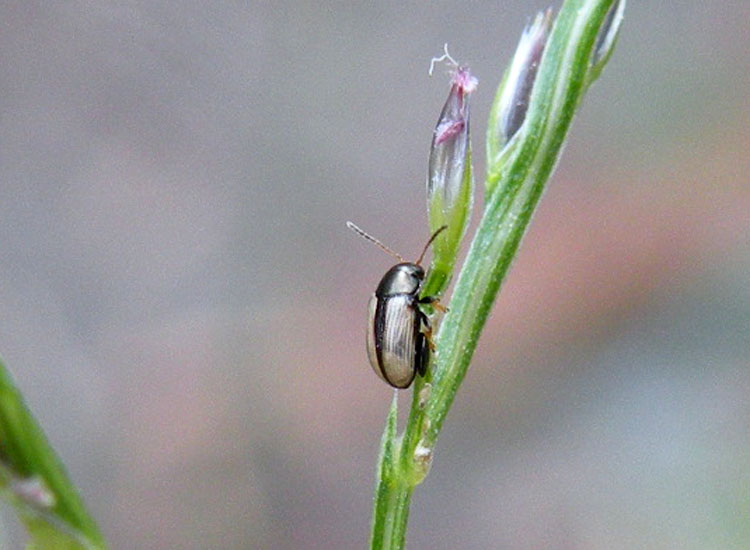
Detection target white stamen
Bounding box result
[429,43,459,76]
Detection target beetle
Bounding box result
[347,221,447,389]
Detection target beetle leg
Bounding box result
[420,313,436,353]
[418,295,448,313]
[432,301,447,313]
[414,310,432,378]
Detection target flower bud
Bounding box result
[11,475,56,508]
[425,62,477,296]
[591,0,625,73]
[487,8,553,166]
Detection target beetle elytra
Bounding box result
[347,222,446,389]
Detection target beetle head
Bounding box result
[376,263,424,297]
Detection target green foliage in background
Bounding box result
[0,357,105,549]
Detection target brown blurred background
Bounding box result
[0,2,747,548]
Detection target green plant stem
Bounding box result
[370,1,621,548]
[371,483,412,550]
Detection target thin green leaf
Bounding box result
[0,357,105,549]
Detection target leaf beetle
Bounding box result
[347,222,447,389]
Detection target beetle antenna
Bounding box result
[347,221,405,262]
[415,225,448,266]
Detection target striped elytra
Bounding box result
[366,264,430,388]
[347,222,446,389]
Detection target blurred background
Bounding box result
[0,1,747,548]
